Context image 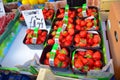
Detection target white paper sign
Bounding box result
[0,0,5,17]
[22,9,46,29]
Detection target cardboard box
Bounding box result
[100,0,120,10]
[107,2,120,80]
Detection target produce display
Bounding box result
[44,47,70,68]
[77,7,98,17]
[72,49,103,73]
[0,1,111,79]
[42,8,54,20]
[75,18,99,30]
[23,29,47,44]
[74,31,101,48]
[56,8,65,19]
[0,13,15,35]
[40,5,106,75]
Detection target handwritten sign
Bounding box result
[22,9,46,29]
[0,0,5,17]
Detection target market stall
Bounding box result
[0,0,118,80]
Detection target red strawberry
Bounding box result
[38,30,42,35]
[77,51,86,57]
[93,51,101,61]
[93,34,101,44]
[77,8,82,12]
[68,28,74,35]
[59,8,65,13]
[76,19,81,25]
[25,39,30,44]
[81,57,88,65]
[87,58,94,67]
[68,17,73,23]
[94,60,102,68]
[57,53,66,61]
[66,35,72,41]
[87,38,93,45]
[74,59,83,69]
[64,40,71,46]
[54,58,62,67]
[81,20,86,27]
[44,59,49,65]
[76,25,81,30]
[79,31,87,38]
[46,52,50,59]
[79,38,87,47]
[62,31,68,37]
[47,39,55,45]
[85,50,93,58]
[61,48,68,55]
[26,29,31,34]
[61,62,68,68]
[86,22,93,28]
[74,37,80,43]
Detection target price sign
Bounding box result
[22,9,46,29]
[0,0,5,17]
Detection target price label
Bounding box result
[82,10,87,17]
[0,0,5,17]
[22,9,46,29]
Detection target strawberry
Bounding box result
[64,40,71,46]
[44,59,49,65]
[93,34,101,44]
[57,53,66,61]
[86,22,93,28]
[68,28,74,36]
[38,30,42,35]
[41,31,47,36]
[61,48,68,55]
[66,35,72,41]
[74,59,83,69]
[74,37,80,43]
[25,39,30,44]
[75,25,81,30]
[93,51,101,61]
[61,62,68,68]
[87,38,93,45]
[59,8,65,13]
[80,56,88,65]
[81,20,86,27]
[87,58,94,67]
[54,58,62,67]
[79,31,87,38]
[62,31,68,37]
[79,38,87,47]
[47,39,55,45]
[76,19,81,25]
[77,8,82,12]
[68,17,73,23]
[94,60,102,68]
[46,52,50,59]
[85,50,93,58]
[77,51,86,57]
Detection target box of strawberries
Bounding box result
[39,4,112,79]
